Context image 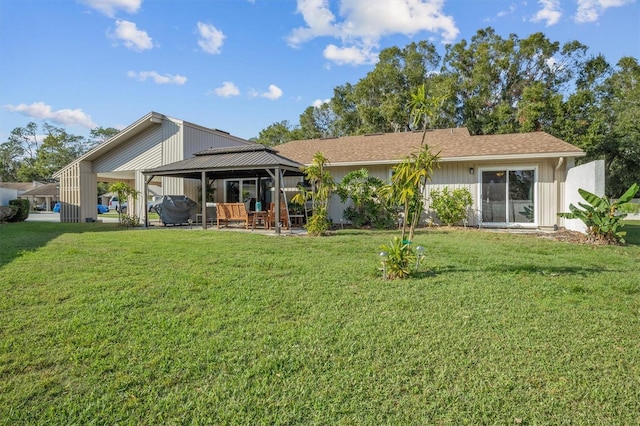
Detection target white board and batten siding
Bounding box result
[322,158,569,228]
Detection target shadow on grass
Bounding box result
[0,222,125,269]
[423,263,608,277]
[623,221,640,246]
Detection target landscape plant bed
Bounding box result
[1,221,639,423]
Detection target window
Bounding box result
[480,168,535,225]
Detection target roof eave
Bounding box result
[52,111,164,178]
[305,151,585,168]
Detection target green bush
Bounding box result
[379,237,416,280]
[0,205,18,222]
[429,187,472,226]
[618,202,640,214]
[558,183,639,244]
[8,199,30,222]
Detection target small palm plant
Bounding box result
[558,183,639,244]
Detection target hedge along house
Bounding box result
[53,112,252,223]
[275,127,587,229]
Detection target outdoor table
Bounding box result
[251,211,269,230]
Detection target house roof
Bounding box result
[275,128,585,166]
[20,182,59,196]
[142,144,305,180]
[52,111,251,178]
[0,182,43,192]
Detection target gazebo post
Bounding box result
[275,167,281,234]
[201,171,207,229]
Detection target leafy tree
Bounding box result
[0,139,24,181]
[254,120,299,146]
[302,152,334,235]
[336,168,394,228]
[32,124,85,180]
[108,181,138,225]
[89,126,120,149]
[443,28,587,135]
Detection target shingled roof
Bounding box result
[275,128,584,165]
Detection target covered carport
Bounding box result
[141,144,306,232]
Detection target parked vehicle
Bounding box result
[108,196,120,211]
[53,202,109,214]
[33,202,47,211]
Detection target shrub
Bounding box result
[8,199,30,222]
[558,183,639,244]
[429,187,472,226]
[306,208,331,236]
[379,237,416,280]
[0,206,18,222]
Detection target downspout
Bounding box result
[555,157,564,230]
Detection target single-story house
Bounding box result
[275,127,592,230]
[0,181,47,207]
[19,182,60,211]
[53,112,254,223]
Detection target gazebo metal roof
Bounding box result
[141,144,305,231]
[142,144,305,180]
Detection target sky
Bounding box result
[0,0,638,143]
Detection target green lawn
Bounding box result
[1,221,639,424]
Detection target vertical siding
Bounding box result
[183,123,249,156]
[59,161,96,223]
[59,163,80,223]
[324,159,564,228]
[93,125,165,172]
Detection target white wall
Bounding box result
[0,188,18,206]
[564,160,605,233]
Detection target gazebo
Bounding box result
[142,144,305,231]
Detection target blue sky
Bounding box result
[1,0,638,142]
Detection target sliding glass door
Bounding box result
[481,168,536,226]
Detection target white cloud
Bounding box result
[323,44,378,66]
[249,85,284,100]
[531,0,562,26]
[109,20,153,51]
[261,85,283,100]
[213,81,240,97]
[127,71,187,85]
[574,0,635,23]
[312,98,330,107]
[197,22,225,54]
[287,0,459,66]
[79,0,141,17]
[4,102,97,129]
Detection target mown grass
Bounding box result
[1,221,639,424]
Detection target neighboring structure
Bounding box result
[53,112,252,223]
[276,128,587,229]
[19,182,59,211]
[0,182,46,207]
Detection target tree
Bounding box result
[31,124,85,180]
[108,181,138,225]
[302,152,334,236]
[0,139,24,181]
[89,126,120,150]
[336,168,394,228]
[254,120,298,146]
[443,28,587,135]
